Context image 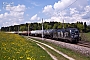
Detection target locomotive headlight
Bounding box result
[71,36,74,38]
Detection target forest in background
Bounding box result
[1,21,90,33]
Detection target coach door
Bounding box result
[58,32,60,38]
[53,30,57,38]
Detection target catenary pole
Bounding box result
[42,18,43,40]
[28,24,29,37]
[63,19,64,29]
[18,26,19,35]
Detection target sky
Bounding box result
[0,0,90,28]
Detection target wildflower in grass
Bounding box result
[4,56,6,58]
[40,56,45,58]
[43,56,45,57]
[12,43,15,44]
[20,56,23,59]
[27,57,35,60]
[25,50,29,53]
[2,43,6,46]
[4,47,6,50]
[16,52,20,54]
[13,59,15,60]
[27,57,30,59]
[8,57,10,59]
[30,57,35,60]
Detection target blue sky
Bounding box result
[0,0,90,28]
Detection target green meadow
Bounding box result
[81,32,90,42]
[30,38,90,60]
[0,32,52,60]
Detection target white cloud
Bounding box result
[31,2,40,6]
[42,0,79,17]
[6,4,25,12]
[0,14,3,18]
[84,5,90,12]
[42,0,90,25]
[26,14,29,16]
[44,16,62,22]
[82,5,90,19]
[30,14,40,20]
[70,8,79,15]
[43,5,54,16]
[54,0,76,11]
[0,4,26,27]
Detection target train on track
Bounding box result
[7,28,81,43]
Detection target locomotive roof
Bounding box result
[66,28,78,30]
[56,29,65,32]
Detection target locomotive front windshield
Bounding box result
[70,28,79,34]
[75,30,79,33]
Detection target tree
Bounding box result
[20,25,26,31]
[47,25,52,29]
[87,25,90,32]
[44,23,50,29]
[14,25,18,31]
[36,23,41,30]
[33,23,38,30]
[1,27,5,31]
[84,22,87,32]
[58,23,62,29]
[53,23,58,29]
[77,23,84,32]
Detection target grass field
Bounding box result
[1,32,90,60]
[30,38,90,60]
[80,32,90,41]
[38,43,68,60]
[0,32,52,60]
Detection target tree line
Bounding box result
[1,21,90,33]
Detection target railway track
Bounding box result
[77,41,90,48]
[49,38,90,48]
[28,35,90,48]
[51,38,90,48]
[28,36,90,56]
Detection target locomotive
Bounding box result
[30,28,80,43]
